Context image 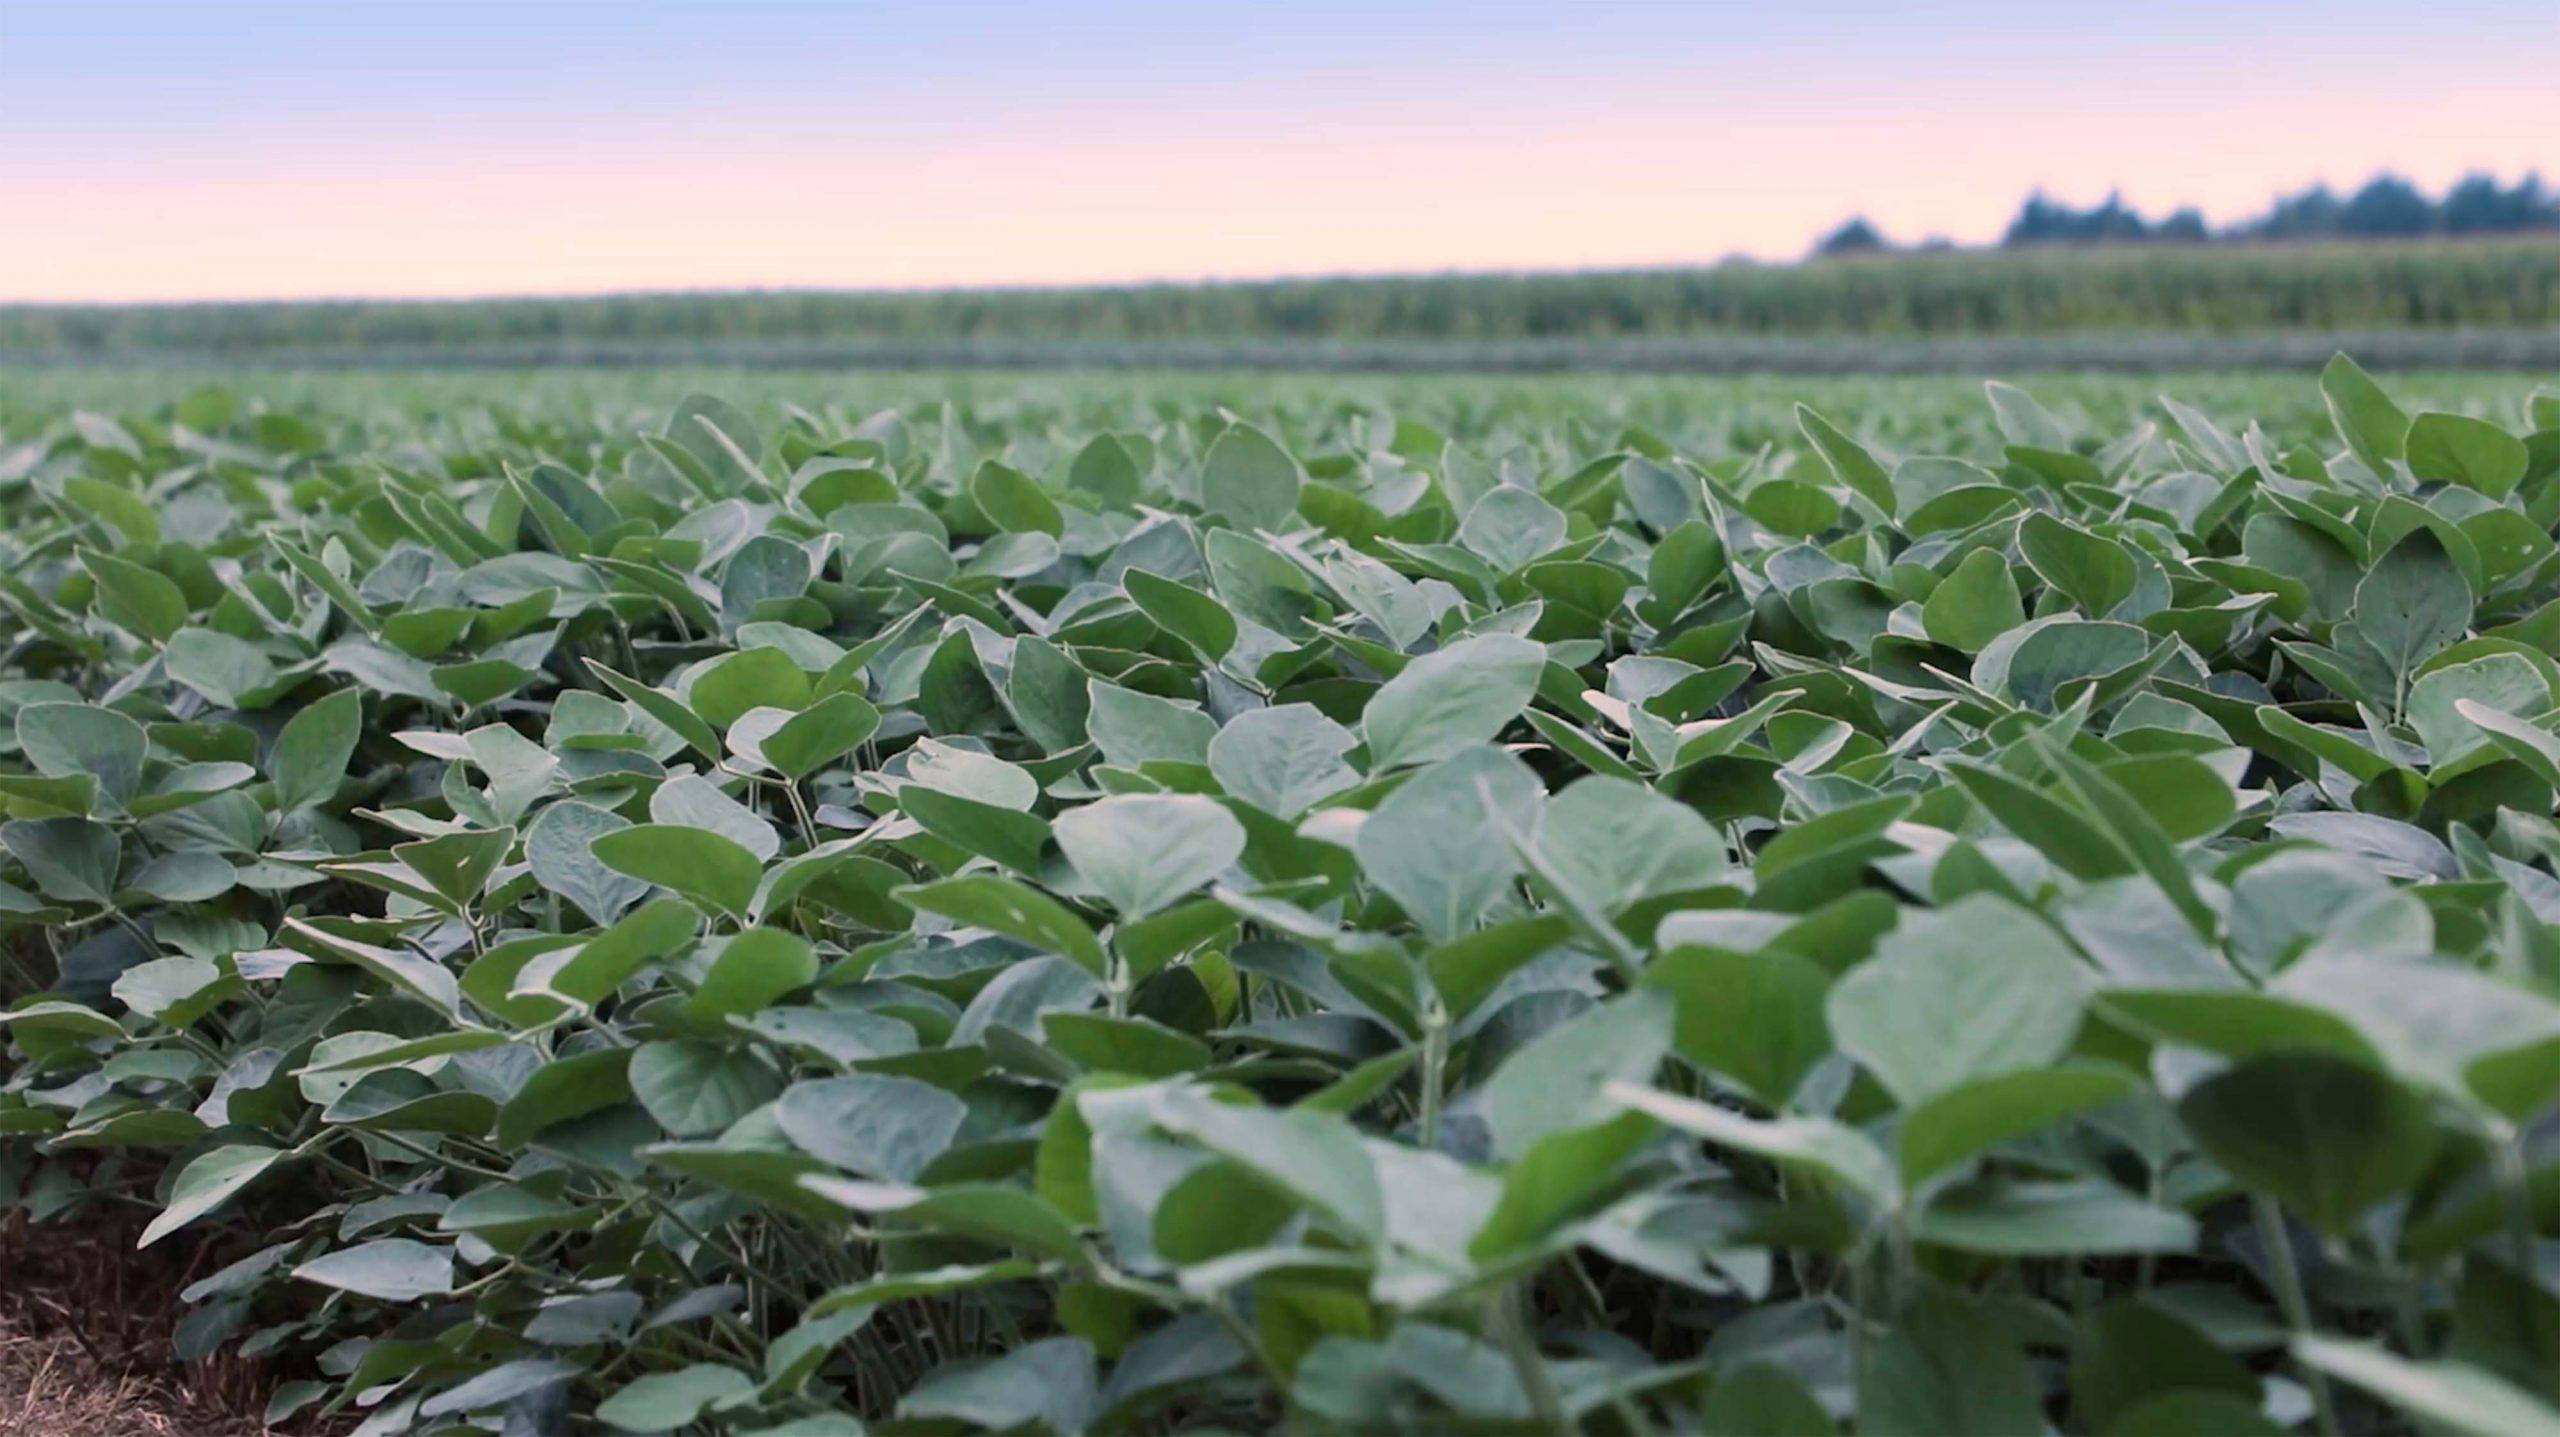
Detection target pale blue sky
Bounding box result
[4,0,2555,299]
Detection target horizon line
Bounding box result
[11,233,2559,313]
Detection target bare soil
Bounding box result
[0,1214,285,1436]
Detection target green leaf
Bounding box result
[2354,529,2472,693]
[2020,512,2136,617]
[1898,1063,2132,1185]
[1478,990,1673,1159]
[1199,422,1302,531]
[1922,547,2025,653]
[1532,774,1726,915]
[748,691,880,780]
[1644,940,1834,1110]
[495,1048,634,1146]
[970,459,1065,536]
[1125,568,1237,661]
[1826,894,2092,1108]
[270,689,361,813]
[630,1039,781,1136]
[1354,747,1542,942]
[1858,1288,2044,1436]
[1207,703,1359,818]
[689,646,812,729]
[524,799,648,926]
[590,823,764,918]
[901,785,1050,873]
[2176,1052,2435,1233]
[776,1074,967,1181]
[1609,1081,1895,1208]
[17,702,145,809]
[1055,794,1244,920]
[1149,1086,1384,1242]
[3,817,120,904]
[689,928,817,1022]
[897,873,1110,981]
[293,1238,454,1301]
[898,1338,1097,1435]
[597,1364,756,1434]
[588,660,723,763]
[2292,1337,2560,1437]
[2322,351,2411,476]
[165,627,282,709]
[140,1145,282,1248]
[394,826,515,909]
[2407,411,2530,497]
[81,549,188,641]
[1360,633,1547,771]
[2070,1300,2258,1435]
[1915,1177,2195,1256]
[1042,1011,1212,1077]
[1795,404,1897,515]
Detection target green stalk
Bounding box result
[1488,1285,1570,1434]
[2495,1134,2544,1372]
[2253,1197,2343,1437]
[1417,1003,1449,1148]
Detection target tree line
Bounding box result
[1816,171,2559,255]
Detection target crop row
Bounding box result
[3,362,2560,1434]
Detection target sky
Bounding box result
[3,0,2557,303]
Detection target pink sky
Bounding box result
[5,1,2557,303]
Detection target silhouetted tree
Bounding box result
[2340,174,2435,237]
[2155,207,2209,242]
[2242,184,2343,240]
[2003,192,2075,246]
[1813,217,1890,257]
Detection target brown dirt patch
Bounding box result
[0,1213,291,1436]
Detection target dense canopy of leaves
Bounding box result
[5,363,2560,1434]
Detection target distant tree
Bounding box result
[2155,207,2210,242]
[1813,217,1890,257]
[2442,173,2510,234]
[2246,184,2344,241]
[2004,190,2152,246]
[2340,174,2436,237]
[2441,171,2560,234]
[2082,191,2150,243]
[2002,192,2073,246]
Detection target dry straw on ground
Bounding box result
[0,1215,281,1437]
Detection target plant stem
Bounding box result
[2495,1133,2544,1373]
[1488,1285,1571,1434]
[2254,1196,2343,1437]
[1417,1004,1448,1149]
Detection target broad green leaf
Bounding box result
[1361,633,1546,771]
[1478,991,1673,1159]
[2292,1337,2560,1437]
[1054,794,1244,920]
[1199,422,1302,531]
[1207,703,1359,818]
[294,1238,454,1301]
[897,873,1110,980]
[2176,1052,2435,1233]
[140,1144,282,1248]
[590,823,764,918]
[2407,411,2530,497]
[776,1074,967,1181]
[270,689,361,813]
[2322,351,2411,476]
[1921,546,2024,653]
[630,1039,782,1136]
[1826,895,2092,1108]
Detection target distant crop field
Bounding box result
[5,360,2560,1435]
[7,238,2560,374]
